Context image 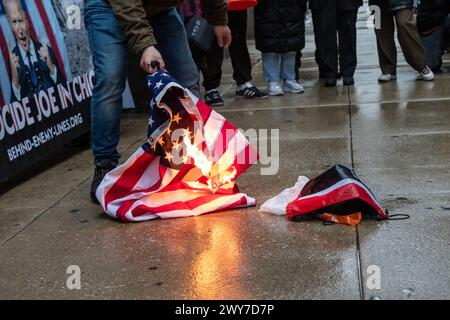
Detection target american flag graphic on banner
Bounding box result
[96,70,258,222]
[0,0,71,106]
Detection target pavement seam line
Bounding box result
[355,228,365,300]
[347,85,365,300]
[219,95,450,113]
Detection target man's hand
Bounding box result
[214,25,232,48]
[9,51,20,87]
[38,41,55,72]
[140,46,165,74]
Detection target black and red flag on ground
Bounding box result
[261,165,392,225]
[287,165,388,221]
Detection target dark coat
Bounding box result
[309,0,363,11]
[369,0,414,12]
[417,0,450,33]
[10,40,64,103]
[254,0,307,53]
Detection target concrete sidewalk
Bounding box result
[1,7,450,299]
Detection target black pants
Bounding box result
[444,14,450,50]
[294,12,328,80]
[190,40,224,91]
[228,10,252,85]
[189,10,252,89]
[312,4,359,79]
[312,9,326,77]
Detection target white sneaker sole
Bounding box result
[268,91,284,96]
[417,75,435,81]
[283,87,304,94]
[378,76,397,82]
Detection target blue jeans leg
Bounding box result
[84,0,127,164]
[151,8,200,97]
[280,52,297,81]
[421,27,443,72]
[262,52,281,82]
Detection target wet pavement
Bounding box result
[1,6,449,299]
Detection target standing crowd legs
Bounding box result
[85,0,448,203]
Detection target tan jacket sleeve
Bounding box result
[107,0,156,55]
[201,0,228,26]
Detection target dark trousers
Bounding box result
[312,4,359,79]
[189,10,252,89]
[375,8,427,74]
[312,9,326,77]
[190,41,224,91]
[421,14,449,72]
[421,27,443,72]
[444,14,450,50]
[297,10,326,80]
[228,9,252,85]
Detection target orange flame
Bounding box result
[183,135,237,193]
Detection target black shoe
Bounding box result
[204,89,224,107]
[343,77,355,86]
[236,85,268,99]
[324,78,337,87]
[90,162,116,204]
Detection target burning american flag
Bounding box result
[96,70,258,222]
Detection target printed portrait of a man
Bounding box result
[3,0,65,102]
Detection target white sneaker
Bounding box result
[268,81,284,96]
[283,80,305,94]
[417,67,435,81]
[378,74,397,82]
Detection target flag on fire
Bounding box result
[96,69,258,222]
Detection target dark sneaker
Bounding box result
[236,85,268,100]
[204,90,224,107]
[90,162,116,204]
[343,77,355,86]
[324,78,337,87]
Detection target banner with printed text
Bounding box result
[0,0,92,182]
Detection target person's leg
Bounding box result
[421,27,443,72]
[280,52,297,81]
[262,52,283,95]
[311,9,325,78]
[190,43,205,80]
[295,51,302,81]
[230,9,267,98]
[295,10,306,81]
[203,41,224,92]
[337,9,358,81]
[261,53,281,82]
[394,8,427,72]
[84,0,127,166]
[314,1,339,81]
[228,9,252,85]
[202,42,225,107]
[151,7,200,96]
[375,9,397,75]
[281,51,304,93]
[441,14,450,52]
